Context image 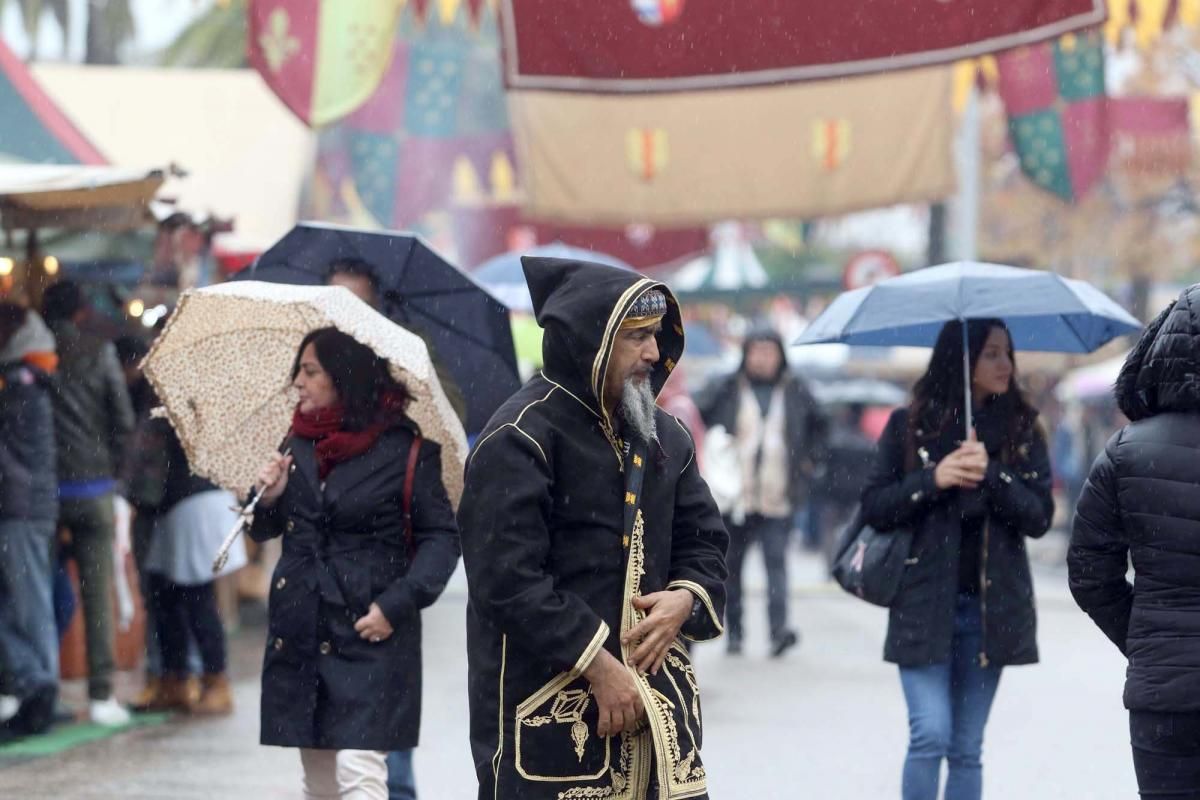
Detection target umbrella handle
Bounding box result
[961,319,973,438]
[211,522,244,575]
[211,445,291,575]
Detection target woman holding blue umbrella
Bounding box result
[861,318,1054,800]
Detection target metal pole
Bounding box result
[962,319,973,438]
[951,84,981,261]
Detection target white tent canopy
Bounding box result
[670,222,770,293]
[32,64,316,250]
[0,164,166,230]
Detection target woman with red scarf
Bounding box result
[251,327,460,800]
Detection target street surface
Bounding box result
[0,533,1136,799]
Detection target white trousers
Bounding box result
[299,748,388,800]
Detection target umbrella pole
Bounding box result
[961,319,973,438]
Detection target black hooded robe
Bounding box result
[459,257,728,800]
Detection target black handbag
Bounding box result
[831,509,915,608]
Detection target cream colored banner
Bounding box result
[510,66,955,225]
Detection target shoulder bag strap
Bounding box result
[402,434,423,559]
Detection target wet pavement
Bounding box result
[0,534,1137,798]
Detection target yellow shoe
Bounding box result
[190,674,233,716]
[132,675,192,713]
[130,677,161,712]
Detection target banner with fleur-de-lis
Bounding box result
[248,0,403,128]
[996,32,1109,202]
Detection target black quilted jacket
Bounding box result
[1070,289,1200,712]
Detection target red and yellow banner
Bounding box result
[501,0,1106,91]
[249,0,402,127]
[510,67,955,225]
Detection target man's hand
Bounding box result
[582,650,645,738]
[622,589,693,675]
[354,602,395,643]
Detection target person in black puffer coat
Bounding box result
[1069,287,1200,800]
[862,318,1053,800]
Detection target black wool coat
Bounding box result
[250,425,460,751]
[459,257,728,800]
[861,405,1053,667]
[1070,289,1200,712]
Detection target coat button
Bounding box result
[319,641,332,655]
[286,520,295,532]
[275,577,286,590]
[273,637,283,651]
[910,491,923,502]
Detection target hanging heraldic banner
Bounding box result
[511,66,955,225]
[500,0,1107,92]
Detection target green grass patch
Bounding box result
[0,712,170,759]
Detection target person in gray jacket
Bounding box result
[41,282,135,726]
[0,304,60,739]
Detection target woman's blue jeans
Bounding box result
[387,749,416,800]
[898,594,1002,800]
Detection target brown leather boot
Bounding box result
[184,676,201,707]
[190,674,233,716]
[130,676,161,712]
[132,674,192,712]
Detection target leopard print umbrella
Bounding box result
[142,281,467,508]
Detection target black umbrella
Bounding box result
[237,222,520,435]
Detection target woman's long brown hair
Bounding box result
[904,319,1040,470]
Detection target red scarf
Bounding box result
[292,389,408,479]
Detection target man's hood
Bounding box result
[1116,284,1200,420]
[0,309,55,366]
[522,256,684,421]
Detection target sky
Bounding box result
[0,0,210,63]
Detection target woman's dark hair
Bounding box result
[906,318,1039,468]
[292,327,409,431]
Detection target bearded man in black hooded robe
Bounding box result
[458,257,728,800]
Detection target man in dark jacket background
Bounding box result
[41,281,135,726]
[697,327,827,657]
[0,304,60,738]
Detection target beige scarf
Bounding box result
[735,380,791,518]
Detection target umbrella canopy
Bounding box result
[795,261,1142,434]
[1055,352,1129,402]
[811,378,908,407]
[239,222,519,435]
[473,242,633,312]
[142,281,468,508]
[796,261,1141,353]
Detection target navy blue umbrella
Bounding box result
[795,261,1142,432]
[238,222,520,435]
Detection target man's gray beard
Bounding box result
[619,377,658,444]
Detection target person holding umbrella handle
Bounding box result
[251,327,461,800]
[860,318,1054,800]
[933,433,988,491]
